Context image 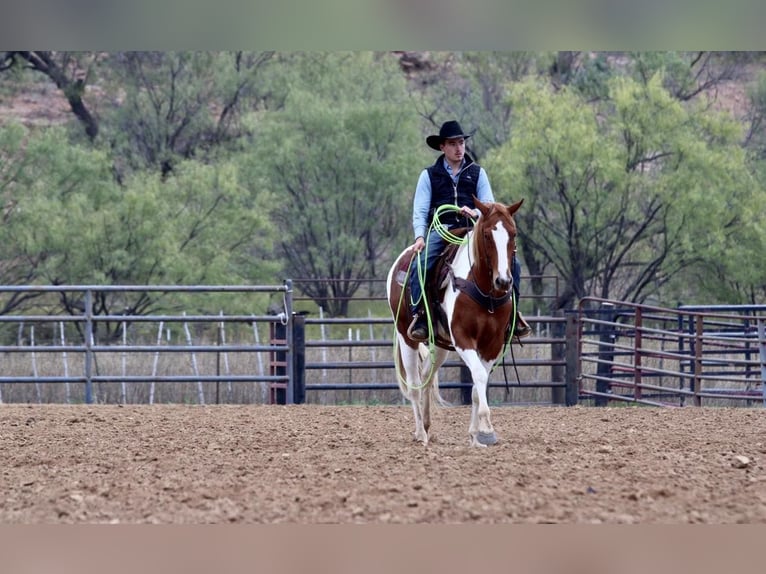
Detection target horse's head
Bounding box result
[472,196,523,295]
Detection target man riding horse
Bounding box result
[408,120,531,341]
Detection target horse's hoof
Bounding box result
[413,433,429,446]
[477,431,498,446]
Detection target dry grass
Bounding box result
[578,320,765,407]
[0,321,560,405]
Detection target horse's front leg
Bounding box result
[460,350,497,447]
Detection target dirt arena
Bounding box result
[1,403,765,524]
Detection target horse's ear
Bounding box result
[473,195,490,217]
[507,198,523,215]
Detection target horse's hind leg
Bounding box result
[410,389,428,444]
[419,346,448,443]
[397,338,428,444]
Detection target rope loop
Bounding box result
[391,204,477,390]
[432,204,474,246]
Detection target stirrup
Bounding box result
[407,314,429,341]
[513,313,532,340]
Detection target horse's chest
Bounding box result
[446,291,510,358]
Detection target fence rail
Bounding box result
[1,286,765,408]
[576,298,766,407]
[0,283,294,404]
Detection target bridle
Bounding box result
[464,211,516,313]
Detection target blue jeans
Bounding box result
[409,229,446,312]
[409,228,521,313]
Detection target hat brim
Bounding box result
[426,133,472,151]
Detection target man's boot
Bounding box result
[513,310,532,340]
[407,306,429,341]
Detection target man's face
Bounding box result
[440,137,465,163]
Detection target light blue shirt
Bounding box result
[412,157,494,240]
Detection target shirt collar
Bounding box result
[443,157,465,181]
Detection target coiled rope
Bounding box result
[393,204,520,389]
[393,205,471,390]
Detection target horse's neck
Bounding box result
[452,230,492,291]
[451,232,473,279]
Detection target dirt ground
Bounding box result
[1,403,765,524]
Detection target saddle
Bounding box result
[393,229,470,349]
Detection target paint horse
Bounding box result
[386,197,523,447]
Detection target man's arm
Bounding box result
[476,167,494,203]
[412,169,431,241]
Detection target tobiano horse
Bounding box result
[386,196,523,447]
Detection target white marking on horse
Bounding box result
[387,197,523,448]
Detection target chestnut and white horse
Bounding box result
[386,197,523,447]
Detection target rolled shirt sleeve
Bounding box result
[412,169,431,240]
[476,167,494,203]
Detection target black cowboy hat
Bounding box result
[426,120,473,150]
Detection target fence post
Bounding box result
[595,302,615,407]
[270,320,287,405]
[564,313,580,406]
[693,316,703,407]
[633,307,643,402]
[460,366,472,405]
[292,312,306,404]
[284,279,294,404]
[551,311,565,405]
[268,280,295,405]
[84,288,94,404]
[758,318,766,407]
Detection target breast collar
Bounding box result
[452,276,512,310]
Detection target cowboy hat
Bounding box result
[426,120,473,150]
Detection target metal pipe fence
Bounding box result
[0,283,574,405]
[576,298,766,407]
[3,285,764,408]
[0,283,293,404]
[300,314,572,405]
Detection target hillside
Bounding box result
[0,52,759,131]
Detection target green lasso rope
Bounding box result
[393,205,473,390]
[394,204,520,387]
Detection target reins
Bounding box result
[500,290,524,394]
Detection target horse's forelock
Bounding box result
[480,203,516,237]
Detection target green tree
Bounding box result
[693,69,766,305]
[414,51,553,160]
[0,51,281,171]
[0,122,114,315]
[0,51,103,140]
[485,74,753,311]
[249,52,425,316]
[626,51,757,102]
[0,123,279,338]
[102,51,276,177]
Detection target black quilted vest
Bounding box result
[426,153,482,228]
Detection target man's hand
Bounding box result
[460,205,478,219]
[412,236,425,253]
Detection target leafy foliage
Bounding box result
[0,123,279,333]
[486,73,755,310]
[248,52,424,315]
[2,51,766,315]
[98,51,277,177]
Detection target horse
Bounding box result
[386,196,523,447]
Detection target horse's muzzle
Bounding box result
[494,276,512,292]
